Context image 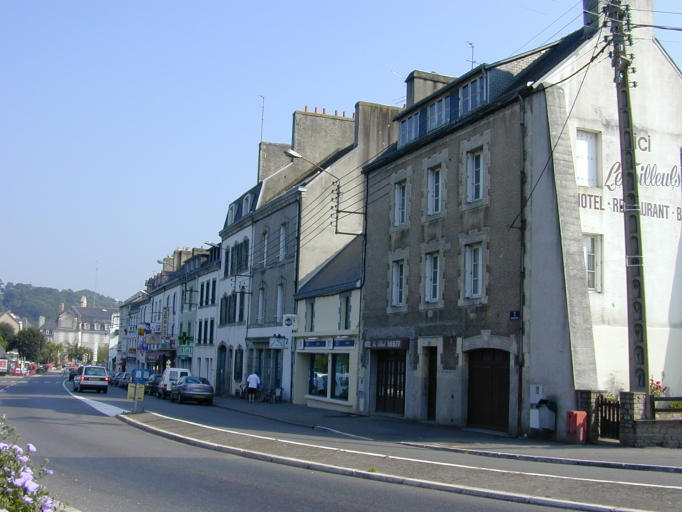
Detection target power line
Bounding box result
[512,1,582,55]
[509,24,606,230]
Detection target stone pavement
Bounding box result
[119,394,682,512]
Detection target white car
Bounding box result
[73,365,109,393]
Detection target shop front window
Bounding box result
[331,353,349,400]
[309,354,328,395]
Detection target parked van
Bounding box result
[157,367,191,398]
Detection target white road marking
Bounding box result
[143,412,682,491]
[61,380,128,416]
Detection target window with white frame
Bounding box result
[583,235,603,291]
[243,194,251,214]
[262,230,268,266]
[425,252,440,303]
[340,293,352,330]
[399,112,420,146]
[427,96,450,132]
[461,76,486,115]
[276,284,283,322]
[575,130,599,187]
[391,259,406,307]
[257,288,265,324]
[306,299,315,331]
[279,224,286,261]
[427,165,442,215]
[227,204,236,225]
[394,181,407,226]
[465,243,483,298]
[238,289,245,322]
[466,149,483,203]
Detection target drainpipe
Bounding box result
[517,92,528,437]
[290,190,303,402]
[358,170,370,414]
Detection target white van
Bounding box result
[157,367,191,398]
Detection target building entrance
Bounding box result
[426,346,437,420]
[467,349,509,432]
[375,349,405,414]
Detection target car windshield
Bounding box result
[184,377,207,385]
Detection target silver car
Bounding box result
[170,376,214,405]
[73,365,109,393]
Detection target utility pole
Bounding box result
[605,0,649,392]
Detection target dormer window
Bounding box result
[427,96,450,132]
[461,76,486,116]
[399,112,420,147]
[227,204,236,225]
[242,194,252,214]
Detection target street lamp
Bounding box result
[284,148,340,181]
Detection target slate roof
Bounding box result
[222,182,262,231]
[70,306,117,322]
[295,236,363,299]
[365,26,594,172]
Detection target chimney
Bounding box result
[583,1,653,37]
[404,70,454,107]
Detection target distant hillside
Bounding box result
[0,281,120,327]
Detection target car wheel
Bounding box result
[103,388,108,394]
[206,399,213,406]
[178,393,184,404]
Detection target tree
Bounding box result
[64,342,91,364]
[40,342,62,364]
[0,323,14,350]
[11,328,44,361]
[96,345,109,366]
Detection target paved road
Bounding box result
[5,373,682,511]
[70,373,682,511]
[3,373,558,512]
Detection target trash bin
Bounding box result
[566,410,587,444]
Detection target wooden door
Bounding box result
[467,349,509,432]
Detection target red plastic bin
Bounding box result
[566,410,587,443]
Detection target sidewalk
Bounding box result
[120,395,682,512]
[208,394,682,471]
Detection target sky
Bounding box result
[2,0,681,302]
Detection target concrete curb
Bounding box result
[118,413,648,512]
[213,399,682,474]
[401,441,682,474]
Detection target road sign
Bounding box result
[127,383,145,402]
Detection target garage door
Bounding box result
[467,349,509,432]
